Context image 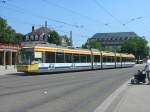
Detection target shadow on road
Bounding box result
[7,67,131,77]
[7,69,93,76]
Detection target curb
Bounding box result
[1,71,18,76]
[94,79,130,112]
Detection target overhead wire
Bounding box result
[42,0,111,29]
[42,0,150,39]
[1,0,125,41]
[0,7,92,39]
[92,0,136,32]
[0,1,99,36]
[0,1,84,29]
[92,0,123,25]
[0,1,99,33]
[123,17,144,26]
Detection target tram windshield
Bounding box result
[18,48,34,65]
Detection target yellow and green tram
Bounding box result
[17,45,135,73]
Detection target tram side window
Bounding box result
[117,57,121,62]
[45,52,55,63]
[107,56,112,62]
[87,55,91,63]
[122,57,125,62]
[56,52,64,63]
[129,58,134,62]
[80,54,87,63]
[124,58,127,62]
[122,57,126,62]
[73,54,80,63]
[127,58,130,62]
[129,58,131,62]
[131,58,135,62]
[128,58,131,62]
[103,56,107,63]
[130,58,133,62]
[112,56,115,62]
[34,52,42,63]
[94,55,100,62]
[125,58,127,62]
[65,53,72,63]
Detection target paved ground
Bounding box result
[0,65,144,112]
[113,84,150,112]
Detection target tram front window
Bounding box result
[19,49,34,65]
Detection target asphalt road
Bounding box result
[0,65,144,112]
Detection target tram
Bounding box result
[17,44,135,73]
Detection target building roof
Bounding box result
[27,27,51,35]
[92,32,138,39]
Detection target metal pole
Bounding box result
[70,31,73,47]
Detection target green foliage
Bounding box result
[102,47,120,52]
[0,17,15,43]
[121,37,149,59]
[82,39,102,50]
[47,31,71,46]
[47,30,61,45]
[15,33,24,44]
[61,35,72,46]
[0,17,7,40]
[0,17,24,44]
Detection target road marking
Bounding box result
[43,91,48,95]
[94,80,129,112]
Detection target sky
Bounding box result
[0,0,150,47]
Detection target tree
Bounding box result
[47,30,61,45]
[0,17,7,42]
[121,37,149,59]
[0,17,22,44]
[15,33,24,44]
[102,47,121,52]
[82,39,102,50]
[61,35,72,46]
[0,17,8,43]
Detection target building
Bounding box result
[90,32,138,50]
[0,43,19,66]
[23,26,50,43]
[23,25,72,47]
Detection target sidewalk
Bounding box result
[0,65,19,76]
[113,83,150,112]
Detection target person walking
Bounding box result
[144,56,150,85]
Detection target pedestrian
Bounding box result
[144,56,150,85]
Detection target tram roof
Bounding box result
[21,45,135,58]
[120,53,135,58]
[33,46,92,55]
[101,51,115,56]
